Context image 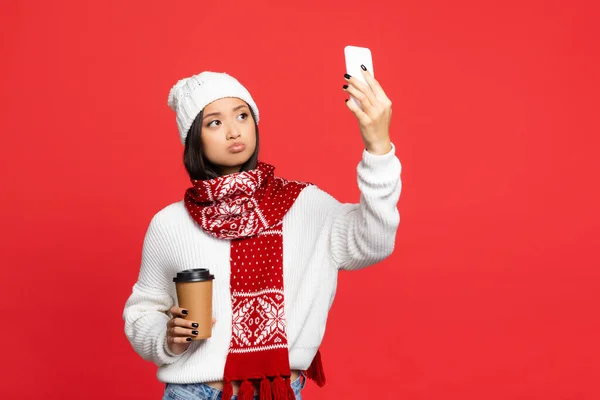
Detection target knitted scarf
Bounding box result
[184,162,326,400]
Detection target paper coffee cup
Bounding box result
[173,268,215,340]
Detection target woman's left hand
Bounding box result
[344,68,393,155]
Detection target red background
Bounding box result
[1,0,599,399]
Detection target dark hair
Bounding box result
[183,107,260,180]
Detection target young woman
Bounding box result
[123,69,401,400]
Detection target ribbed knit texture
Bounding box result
[123,144,402,384]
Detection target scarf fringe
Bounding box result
[260,376,273,400]
[306,350,326,387]
[238,380,254,400]
[284,377,296,400]
[223,374,301,400]
[271,375,289,400]
[222,380,233,400]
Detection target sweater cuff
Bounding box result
[362,142,396,165]
[358,142,401,187]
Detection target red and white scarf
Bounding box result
[184,162,326,400]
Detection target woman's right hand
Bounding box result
[166,306,216,355]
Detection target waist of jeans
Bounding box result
[166,372,306,398]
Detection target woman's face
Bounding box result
[200,97,257,175]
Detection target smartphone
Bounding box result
[344,45,374,109]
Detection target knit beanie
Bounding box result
[167,71,260,145]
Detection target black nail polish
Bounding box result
[186,337,192,342]
[343,85,348,90]
[192,330,199,335]
[344,73,351,79]
[182,309,188,315]
[361,64,367,71]
[192,323,199,328]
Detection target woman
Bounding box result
[123,68,401,400]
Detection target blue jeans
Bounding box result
[163,373,306,400]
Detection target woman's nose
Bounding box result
[227,126,241,139]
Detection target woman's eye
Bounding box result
[238,113,248,121]
[207,120,220,128]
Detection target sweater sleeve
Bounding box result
[329,143,402,270]
[122,213,184,366]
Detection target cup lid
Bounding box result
[173,268,215,283]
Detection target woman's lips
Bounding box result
[228,143,246,153]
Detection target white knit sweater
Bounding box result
[123,144,402,384]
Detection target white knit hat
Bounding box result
[167,71,260,145]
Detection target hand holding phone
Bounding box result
[343,45,393,155]
[344,45,374,109]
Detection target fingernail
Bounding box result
[192,330,198,335]
[192,322,199,328]
[343,85,348,90]
[361,64,367,71]
[186,337,192,342]
[182,309,188,315]
[344,73,351,79]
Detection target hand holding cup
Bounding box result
[166,306,216,355]
[168,268,216,355]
